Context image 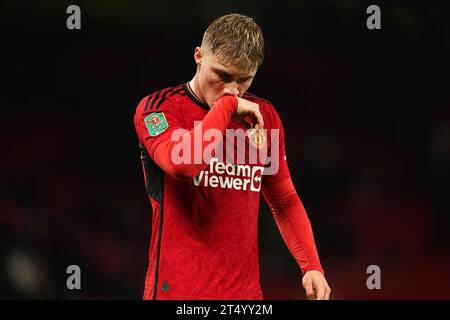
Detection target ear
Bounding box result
[194,47,203,65]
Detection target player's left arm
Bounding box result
[261,105,331,300]
[262,178,331,300]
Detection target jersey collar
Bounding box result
[183,82,210,111]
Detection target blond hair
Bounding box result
[201,13,265,72]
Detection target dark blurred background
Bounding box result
[1,0,450,299]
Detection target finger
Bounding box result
[257,112,264,129]
[242,117,253,129]
[247,110,263,129]
[325,286,331,300]
[315,283,325,300]
[255,105,264,129]
[303,280,315,300]
[253,109,264,129]
[246,103,263,129]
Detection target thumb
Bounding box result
[303,279,316,300]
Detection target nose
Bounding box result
[223,83,239,96]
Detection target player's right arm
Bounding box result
[134,94,263,180]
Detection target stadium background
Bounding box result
[1,0,450,299]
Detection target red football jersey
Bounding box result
[134,83,290,299]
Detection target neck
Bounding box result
[189,76,209,108]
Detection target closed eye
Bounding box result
[216,70,232,82]
[238,77,252,83]
[213,67,253,83]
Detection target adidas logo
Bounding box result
[161,280,169,292]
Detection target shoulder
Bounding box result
[242,91,273,108]
[135,84,185,116]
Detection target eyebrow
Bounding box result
[213,68,231,77]
[212,67,253,80]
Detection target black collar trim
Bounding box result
[183,82,210,111]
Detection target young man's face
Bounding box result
[194,47,257,107]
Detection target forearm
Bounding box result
[152,95,238,180]
[262,178,324,275]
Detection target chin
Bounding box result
[209,99,218,107]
